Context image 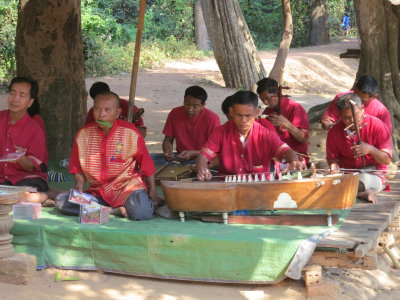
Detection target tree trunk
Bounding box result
[309,0,329,46]
[269,0,293,82]
[16,0,87,160]
[195,0,210,51]
[200,0,266,90]
[354,0,400,158]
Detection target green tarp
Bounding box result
[11,208,347,283]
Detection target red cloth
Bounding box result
[31,114,46,134]
[85,98,145,128]
[200,121,290,176]
[0,110,48,184]
[326,115,392,183]
[322,91,392,132]
[255,118,277,133]
[163,106,220,152]
[70,119,155,207]
[262,97,309,156]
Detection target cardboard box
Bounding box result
[79,204,110,225]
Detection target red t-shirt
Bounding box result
[326,114,392,182]
[70,120,154,207]
[86,98,145,128]
[200,121,289,176]
[322,91,392,132]
[163,106,220,152]
[256,118,277,133]
[262,97,309,156]
[31,114,46,134]
[0,110,48,184]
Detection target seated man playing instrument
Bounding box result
[160,85,220,164]
[85,81,147,137]
[56,91,164,220]
[256,78,310,164]
[197,90,304,181]
[0,77,49,204]
[321,75,392,132]
[326,93,392,203]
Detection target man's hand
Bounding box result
[288,160,306,172]
[351,142,373,159]
[176,150,199,162]
[74,173,86,193]
[329,163,340,174]
[197,166,212,181]
[268,114,291,128]
[149,189,164,206]
[196,154,212,181]
[163,152,174,161]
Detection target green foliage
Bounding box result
[0,0,357,81]
[0,0,18,89]
[328,0,356,38]
[81,0,203,76]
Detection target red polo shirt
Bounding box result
[70,120,155,207]
[326,115,392,182]
[163,106,220,152]
[256,118,277,133]
[262,97,309,157]
[200,121,290,176]
[322,91,392,132]
[86,98,145,128]
[0,110,48,184]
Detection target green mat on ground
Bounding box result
[11,208,349,283]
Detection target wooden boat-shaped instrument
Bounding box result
[161,173,360,225]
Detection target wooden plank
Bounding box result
[316,239,356,249]
[195,214,339,226]
[310,251,377,270]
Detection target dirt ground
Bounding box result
[1,38,400,299]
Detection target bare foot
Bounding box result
[111,207,129,218]
[22,191,49,204]
[357,190,377,203]
[42,199,55,207]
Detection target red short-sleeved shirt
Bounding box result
[31,114,46,135]
[86,98,144,128]
[322,91,392,132]
[200,121,290,176]
[163,106,220,152]
[262,97,309,156]
[326,115,392,182]
[70,120,154,207]
[256,118,277,133]
[0,110,48,184]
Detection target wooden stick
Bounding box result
[349,100,365,168]
[127,0,147,123]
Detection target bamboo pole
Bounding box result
[127,0,147,122]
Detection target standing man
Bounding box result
[197,90,304,180]
[0,77,49,203]
[256,78,310,164]
[57,91,164,220]
[321,75,392,132]
[161,85,220,163]
[326,94,392,203]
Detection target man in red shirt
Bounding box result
[0,77,49,203]
[326,93,392,203]
[56,92,165,220]
[256,78,310,163]
[221,95,276,132]
[85,82,146,137]
[321,75,392,132]
[161,86,220,163]
[197,91,304,180]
